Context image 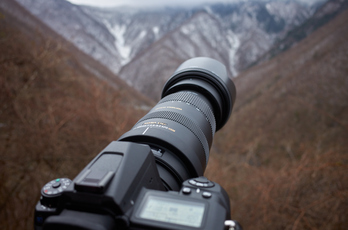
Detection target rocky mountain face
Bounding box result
[256,0,348,64]
[14,0,124,74]
[15,0,326,99]
[119,12,239,100]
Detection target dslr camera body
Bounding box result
[34,57,241,230]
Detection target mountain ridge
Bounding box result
[14,0,321,100]
[254,0,348,65]
[118,11,236,100]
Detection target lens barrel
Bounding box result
[119,57,236,191]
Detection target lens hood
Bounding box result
[162,57,236,130]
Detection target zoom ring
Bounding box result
[158,92,216,136]
[135,111,209,166]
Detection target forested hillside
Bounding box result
[205,8,348,229]
[0,1,151,228]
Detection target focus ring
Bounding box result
[135,111,209,166]
[159,92,216,135]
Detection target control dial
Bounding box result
[188,176,214,188]
[40,178,71,208]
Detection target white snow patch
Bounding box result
[227,30,240,77]
[104,21,132,65]
[139,30,147,39]
[152,26,159,35]
[266,3,272,12]
[181,24,194,35]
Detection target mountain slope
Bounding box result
[80,5,193,65]
[88,1,315,100]
[205,7,348,229]
[15,0,124,73]
[117,1,315,100]
[208,1,313,70]
[256,0,348,65]
[118,12,239,100]
[76,1,316,75]
[0,1,151,228]
[15,0,317,97]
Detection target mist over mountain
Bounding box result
[14,0,327,99]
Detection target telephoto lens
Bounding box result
[119,57,236,191]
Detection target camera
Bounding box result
[34,57,242,230]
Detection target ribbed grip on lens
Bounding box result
[135,110,209,166]
[158,92,216,136]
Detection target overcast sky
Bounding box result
[66,0,233,7]
[66,0,323,8]
[68,0,230,6]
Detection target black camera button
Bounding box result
[52,182,61,189]
[194,176,209,183]
[182,187,191,194]
[202,191,212,199]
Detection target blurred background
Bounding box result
[0,0,347,229]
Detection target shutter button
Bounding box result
[52,182,61,189]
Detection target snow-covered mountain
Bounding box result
[80,6,194,67]
[15,0,323,99]
[209,1,313,70]
[15,0,123,73]
[80,1,314,75]
[256,0,348,65]
[118,11,240,99]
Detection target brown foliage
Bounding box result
[205,9,348,230]
[1,4,348,230]
[0,10,149,229]
[206,149,348,230]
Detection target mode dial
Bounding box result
[40,178,71,208]
[188,176,214,188]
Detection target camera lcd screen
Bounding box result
[139,195,205,228]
